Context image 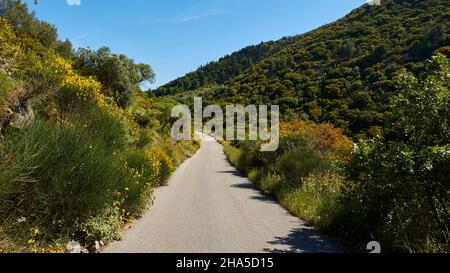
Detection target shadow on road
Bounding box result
[263,227,344,253]
[216,170,247,178]
[217,169,345,253]
[230,182,258,189]
[230,181,279,203]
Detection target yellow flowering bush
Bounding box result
[59,57,106,107]
[1,19,105,113]
[145,149,163,178]
[0,19,22,73]
[146,147,174,182]
[25,227,65,253]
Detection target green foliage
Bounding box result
[81,206,125,245]
[234,141,260,171]
[224,55,450,253]
[343,55,450,252]
[73,47,155,107]
[222,141,242,168]
[391,54,450,146]
[74,107,127,152]
[342,140,449,252]
[222,121,348,224]
[0,70,17,115]
[122,149,157,216]
[156,37,297,96]
[223,139,346,240]
[149,97,184,131]
[260,172,345,231]
[0,69,15,91]
[277,147,330,186]
[0,120,129,240]
[1,0,72,56]
[54,39,73,60]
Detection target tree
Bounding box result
[391,54,450,147]
[338,41,356,60]
[73,47,155,107]
[1,0,58,48]
[346,54,450,252]
[55,39,73,60]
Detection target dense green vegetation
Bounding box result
[158,0,449,139]
[0,0,73,58]
[155,37,297,96]
[224,55,449,253]
[73,47,155,107]
[0,1,198,252]
[341,55,449,252]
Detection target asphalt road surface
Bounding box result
[106,134,344,253]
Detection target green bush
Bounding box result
[122,149,157,216]
[236,141,261,171]
[341,140,449,252]
[0,70,17,120]
[0,7,199,251]
[277,147,330,186]
[0,70,15,95]
[81,205,125,245]
[257,172,285,195]
[282,173,345,230]
[222,141,242,168]
[130,128,153,149]
[247,169,261,183]
[0,120,129,241]
[157,147,175,183]
[341,55,450,252]
[230,135,333,186]
[68,107,127,152]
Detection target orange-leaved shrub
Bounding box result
[280,119,353,159]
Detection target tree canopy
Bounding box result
[0,0,72,56]
[73,47,155,107]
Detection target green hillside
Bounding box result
[155,37,298,96]
[157,0,450,138]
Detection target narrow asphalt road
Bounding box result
[106,134,344,253]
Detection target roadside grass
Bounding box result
[0,102,199,252]
[222,141,345,233]
[0,120,130,245]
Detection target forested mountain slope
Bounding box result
[155,37,298,96]
[157,0,450,138]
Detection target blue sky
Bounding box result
[25,0,367,88]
